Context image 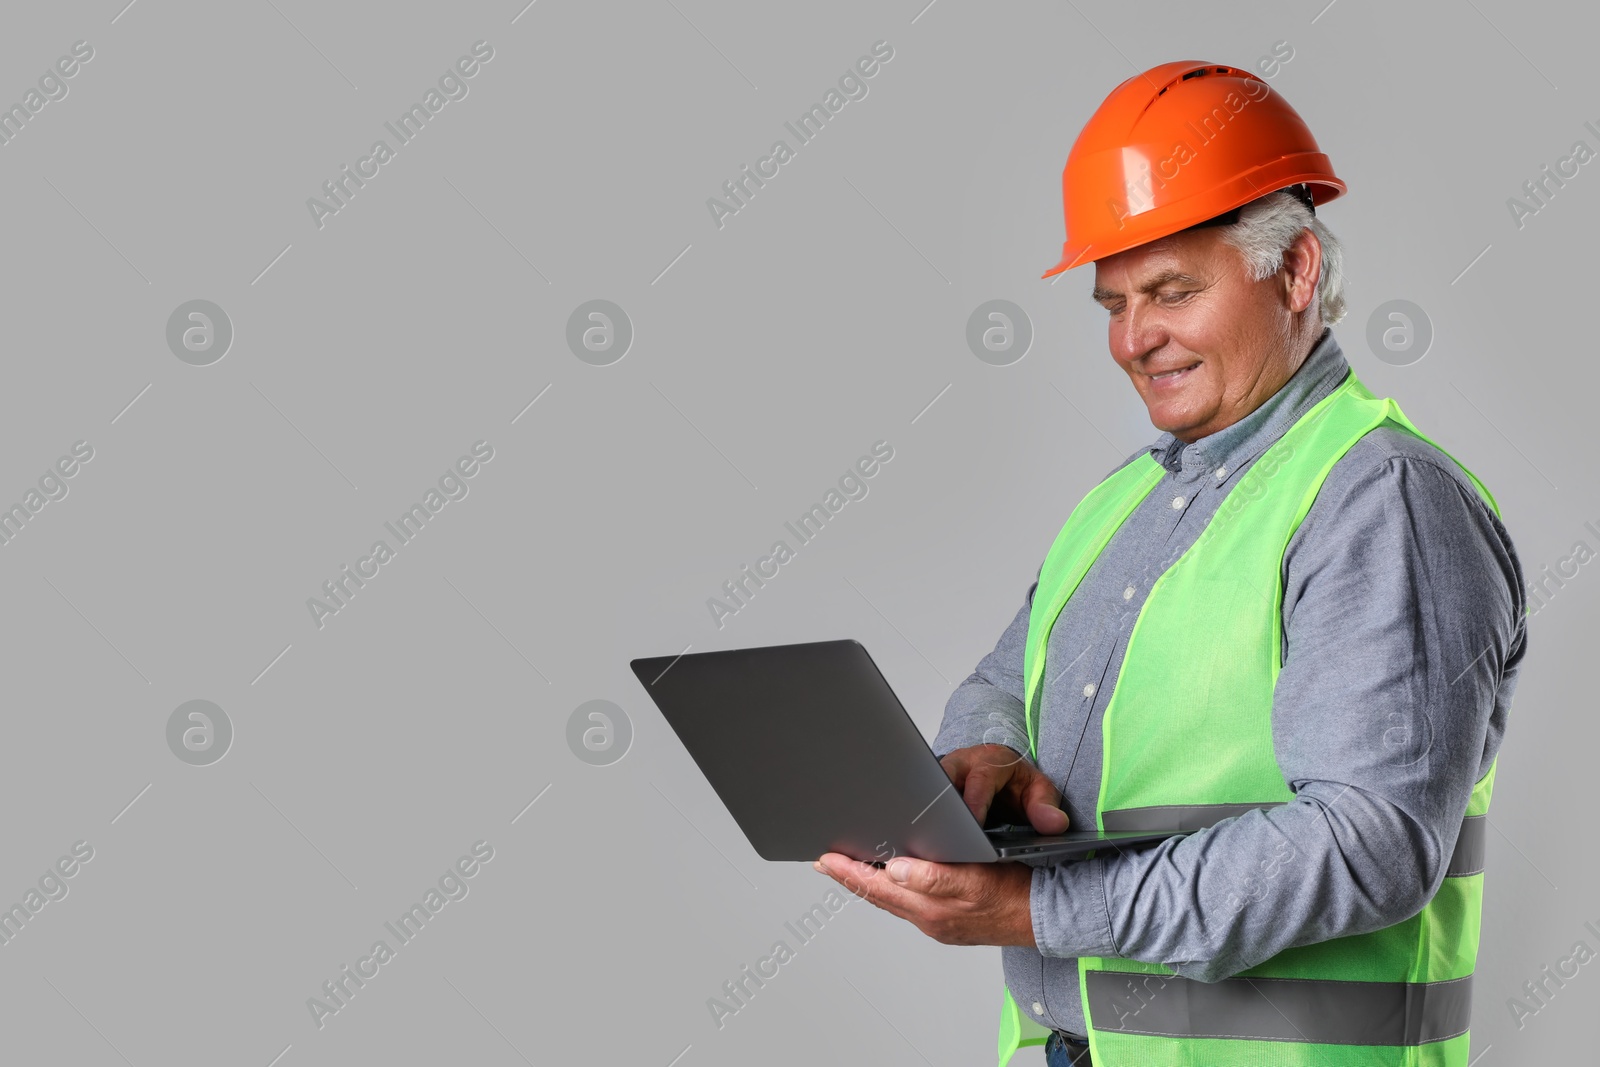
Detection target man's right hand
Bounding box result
[938,744,1069,835]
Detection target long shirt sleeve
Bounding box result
[1028,447,1527,982]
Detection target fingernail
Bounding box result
[888,859,910,882]
[813,860,828,875]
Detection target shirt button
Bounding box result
[1032,1001,1045,1015]
[1123,585,1135,600]
[1083,683,1096,698]
[1215,466,1228,479]
[1171,495,1186,509]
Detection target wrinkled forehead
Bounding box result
[1091,229,1235,297]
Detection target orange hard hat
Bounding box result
[1042,60,1345,277]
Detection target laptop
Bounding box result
[629,638,1188,864]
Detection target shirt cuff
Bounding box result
[1030,855,1120,958]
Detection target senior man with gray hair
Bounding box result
[813,61,1526,1067]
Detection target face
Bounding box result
[1091,225,1320,442]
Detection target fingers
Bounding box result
[943,748,998,825]
[819,853,954,901]
[883,856,949,895]
[814,852,1035,947]
[1019,767,1069,834]
[815,853,883,899]
[943,745,1044,828]
[959,762,998,826]
[938,751,971,791]
[1025,798,1070,834]
[816,854,915,918]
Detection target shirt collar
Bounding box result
[1147,328,1351,478]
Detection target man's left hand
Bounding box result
[813,852,1036,947]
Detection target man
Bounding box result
[813,61,1527,1066]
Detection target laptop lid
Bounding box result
[633,638,1044,863]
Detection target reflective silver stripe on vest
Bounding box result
[1102,804,1277,832]
[1102,805,1486,877]
[1085,971,1473,1045]
[1448,815,1486,877]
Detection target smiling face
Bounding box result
[1091,224,1323,443]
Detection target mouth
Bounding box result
[1147,362,1200,388]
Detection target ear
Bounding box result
[1281,227,1322,315]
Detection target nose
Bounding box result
[1112,300,1166,368]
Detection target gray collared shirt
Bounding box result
[932,328,1528,1036]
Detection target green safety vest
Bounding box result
[995,369,1503,1067]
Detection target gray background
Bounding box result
[0,0,1589,1064]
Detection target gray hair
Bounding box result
[1217,189,1346,325]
